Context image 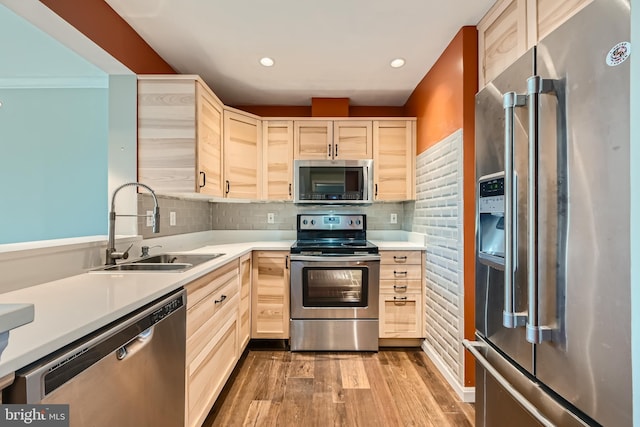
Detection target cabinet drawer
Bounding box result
[380,263,422,280]
[186,272,238,341]
[185,260,239,309]
[380,251,422,265]
[379,279,422,294]
[379,293,423,338]
[186,310,238,427]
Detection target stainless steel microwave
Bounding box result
[293,159,373,205]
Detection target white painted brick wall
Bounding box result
[415,129,465,384]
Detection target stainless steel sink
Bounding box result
[133,253,224,265]
[90,253,225,273]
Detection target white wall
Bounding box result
[631,0,639,425]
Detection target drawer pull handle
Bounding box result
[393,271,408,276]
[393,296,408,305]
[393,256,408,262]
[214,294,227,304]
[393,285,408,291]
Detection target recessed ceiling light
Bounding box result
[390,58,405,68]
[260,57,275,67]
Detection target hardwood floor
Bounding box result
[203,348,474,427]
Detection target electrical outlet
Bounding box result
[170,211,177,226]
[146,211,153,227]
[390,213,398,224]
[267,213,275,224]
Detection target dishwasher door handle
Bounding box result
[116,327,154,360]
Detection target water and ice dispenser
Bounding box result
[478,173,506,268]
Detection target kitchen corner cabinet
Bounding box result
[379,250,425,338]
[478,0,592,87]
[251,251,290,339]
[373,120,416,201]
[223,109,261,199]
[262,120,294,200]
[184,260,240,427]
[294,120,373,160]
[138,76,224,196]
[238,253,252,351]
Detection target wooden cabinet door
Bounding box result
[138,77,197,193]
[262,121,294,200]
[333,120,373,159]
[530,0,592,41]
[251,251,289,339]
[373,120,415,201]
[224,109,261,199]
[196,82,223,197]
[294,120,332,160]
[477,0,528,87]
[238,253,252,352]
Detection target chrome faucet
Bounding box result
[106,182,160,265]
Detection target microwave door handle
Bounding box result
[502,91,527,329]
[526,76,555,344]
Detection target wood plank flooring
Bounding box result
[203,348,474,427]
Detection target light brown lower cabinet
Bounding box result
[379,250,425,339]
[251,251,290,339]
[238,253,252,351]
[184,260,240,427]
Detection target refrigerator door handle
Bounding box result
[525,76,555,344]
[463,339,555,427]
[502,92,528,328]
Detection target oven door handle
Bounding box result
[289,254,381,262]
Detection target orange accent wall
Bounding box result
[233,105,312,117]
[40,0,175,74]
[349,106,406,117]
[311,98,350,117]
[404,26,478,387]
[235,105,407,118]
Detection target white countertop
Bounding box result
[0,239,423,378]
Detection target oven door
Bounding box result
[290,254,380,319]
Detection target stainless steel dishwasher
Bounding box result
[6,289,186,427]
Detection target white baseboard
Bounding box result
[421,341,475,403]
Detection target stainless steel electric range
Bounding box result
[289,214,380,351]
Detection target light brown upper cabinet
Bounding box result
[333,120,373,159]
[373,120,416,201]
[294,120,373,160]
[478,0,591,87]
[529,0,592,42]
[223,108,261,199]
[477,0,528,88]
[138,76,224,196]
[262,120,294,200]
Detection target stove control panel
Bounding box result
[298,214,365,231]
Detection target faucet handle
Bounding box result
[121,243,134,260]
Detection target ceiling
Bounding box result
[105,0,494,107]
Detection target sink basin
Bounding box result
[133,253,225,265]
[90,253,225,273]
[97,263,192,272]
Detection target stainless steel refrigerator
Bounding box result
[464,0,632,426]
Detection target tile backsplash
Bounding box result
[210,201,408,231]
[139,194,412,238]
[138,194,212,239]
